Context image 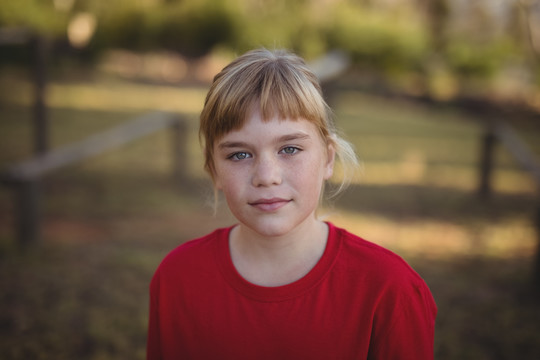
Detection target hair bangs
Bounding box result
[257,63,325,124]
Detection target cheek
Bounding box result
[214,168,241,197]
[213,158,236,191]
[214,176,222,190]
[290,159,326,189]
[311,150,333,180]
[214,170,223,190]
[213,166,227,191]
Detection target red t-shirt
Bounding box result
[147,222,437,359]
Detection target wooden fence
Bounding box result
[0,112,188,247]
[477,118,540,287]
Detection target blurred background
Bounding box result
[1,0,540,359]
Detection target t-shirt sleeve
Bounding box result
[368,278,437,360]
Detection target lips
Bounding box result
[249,197,291,212]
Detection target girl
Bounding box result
[147,48,437,359]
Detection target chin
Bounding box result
[241,219,296,238]
[253,225,292,238]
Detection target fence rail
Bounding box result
[1,112,188,247]
[2,112,185,181]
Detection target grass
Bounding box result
[0,68,539,359]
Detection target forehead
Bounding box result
[216,107,322,145]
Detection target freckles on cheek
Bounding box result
[304,159,324,178]
[215,169,239,193]
[213,168,226,190]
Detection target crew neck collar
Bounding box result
[214,222,341,302]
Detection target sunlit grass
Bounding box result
[325,210,537,259]
[0,70,207,114]
[333,159,537,194]
[332,91,538,196]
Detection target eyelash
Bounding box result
[280,146,301,155]
[227,152,251,161]
[227,146,301,161]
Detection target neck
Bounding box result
[229,218,329,286]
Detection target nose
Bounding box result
[251,154,282,187]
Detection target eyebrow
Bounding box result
[217,132,311,150]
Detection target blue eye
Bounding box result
[281,146,300,155]
[229,152,250,161]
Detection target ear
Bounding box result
[324,142,336,180]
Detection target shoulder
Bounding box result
[154,227,229,276]
[330,224,439,356]
[330,222,436,315]
[330,223,428,290]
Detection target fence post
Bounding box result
[32,34,48,155]
[171,118,188,183]
[15,180,40,248]
[478,123,496,199]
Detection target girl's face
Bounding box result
[213,107,335,238]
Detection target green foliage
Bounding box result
[326,4,429,73]
[446,37,518,79]
[90,0,241,56]
[95,6,151,50]
[152,0,240,57]
[0,0,67,34]
[0,0,538,96]
[232,0,329,60]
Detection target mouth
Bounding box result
[249,198,291,212]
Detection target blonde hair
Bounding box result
[199,48,357,198]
